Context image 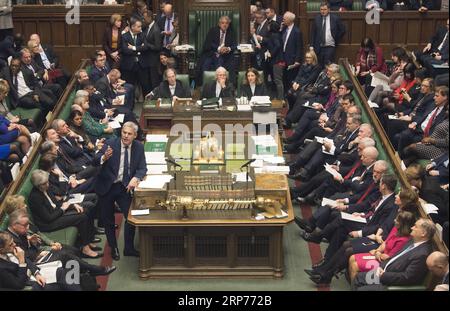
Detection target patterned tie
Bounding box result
[220,30,225,46]
[165,17,171,46]
[122,145,130,187]
[423,108,439,137]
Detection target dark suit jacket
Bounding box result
[94,76,116,102]
[281,25,304,65]
[56,148,84,177]
[310,13,345,54]
[21,60,46,84]
[88,92,113,120]
[29,187,64,229]
[89,65,109,83]
[32,44,58,70]
[294,63,322,87]
[152,80,190,99]
[6,229,40,262]
[409,0,439,10]
[0,257,36,290]
[59,136,91,167]
[415,105,447,137]
[362,194,396,236]
[380,240,433,286]
[202,81,235,99]
[142,22,162,67]
[102,26,123,58]
[429,26,448,53]
[239,83,267,99]
[120,31,149,71]
[95,137,147,196]
[200,26,237,59]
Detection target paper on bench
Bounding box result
[341,212,367,223]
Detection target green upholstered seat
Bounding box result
[5,95,42,125]
[188,10,240,56]
[58,91,76,121]
[177,74,190,93]
[307,0,364,11]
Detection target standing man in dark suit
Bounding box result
[273,11,303,100]
[352,218,435,291]
[264,7,283,25]
[120,18,152,97]
[198,16,237,85]
[250,9,270,70]
[157,3,176,50]
[142,10,162,91]
[95,122,147,261]
[310,2,345,67]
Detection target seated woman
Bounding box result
[67,110,97,154]
[239,67,267,99]
[0,231,82,291]
[380,62,417,114]
[146,68,190,100]
[28,169,102,259]
[287,50,321,103]
[0,114,32,160]
[368,46,410,107]
[355,37,387,93]
[0,79,36,132]
[201,67,235,99]
[74,96,115,141]
[348,210,416,281]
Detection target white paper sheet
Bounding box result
[108,120,121,129]
[147,164,168,175]
[131,209,150,216]
[341,212,367,224]
[138,175,173,189]
[145,152,166,164]
[114,113,125,123]
[67,194,85,205]
[322,198,338,208]
[324,163,343,180]
[146,134,168,142]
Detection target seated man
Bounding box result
[426,251,449,291]
[201,66,235,99]
[352,218,435,291]
[146,68,190,100]
[29,33,71,89]
[197,16,237,85]
[95,69,134,110]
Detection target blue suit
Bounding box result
[95,137,147,251]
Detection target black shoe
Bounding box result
[123,248,140,257]
[301,231,322,244]
[309,274,332,285]
[91,265,117,276]
[304,269,321,277]
[294,216,314,233]
[312,258,325,269]
[111,248,120,261]
[288,171,304,180]
[91,237,102,244]
[95,227,105,235]
[304,193,317,205]
[90,246,103,252]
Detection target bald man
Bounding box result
[427,251,449,290]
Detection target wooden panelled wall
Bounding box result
[12,2,448,73]
[12,5,132,72]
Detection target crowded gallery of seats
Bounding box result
[0,0,448,292]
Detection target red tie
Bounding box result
[423,108,439,137]
[356,182,376,204]
[344,161,362,180]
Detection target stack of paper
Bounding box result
[114,114,125,123]
[423,203,439,215]
[145,152,166,164]
[324,163,343,180]
[341,212,367,223]
[321,197,338,208]
[138,175,173,189]
[371,72,391,92]
[250,96,271,106]
[237,104,252,111]
[67,194,85,205]
[174,44,195,51]
[108,120,121,129]
[147,164,168,175]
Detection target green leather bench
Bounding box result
[4,96,42,126]
[307,0,364,11]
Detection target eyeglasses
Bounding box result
[16,222,30,228]
[421,84,430,87]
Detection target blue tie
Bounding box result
[123,146,130,187]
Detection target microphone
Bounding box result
[165,157,182,169]
[240,158,257,169]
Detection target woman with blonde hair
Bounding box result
[102,13,124,68]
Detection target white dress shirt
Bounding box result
[215,82,223,98]
[115,142,131,184]
[323,15,335,47]
[283,24,294,52]
[38,44,52,69]
[16,71,32,98]
[421,106,443,132]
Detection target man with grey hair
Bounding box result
[353,218,435,290]
[95,121,147,261]
[273,11,303,99]
[197,15,237,85]
[201,66,235,99]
